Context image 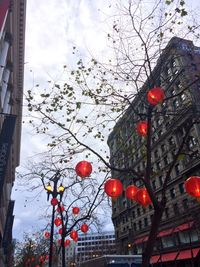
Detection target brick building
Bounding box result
[107,37,200,266]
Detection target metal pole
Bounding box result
[49,204,55,267]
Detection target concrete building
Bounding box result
[107,37,200,266]
[76,232,116,266]
[0,0,26,266]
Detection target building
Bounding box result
[107,37,200,266]
[0,0,26,266]
[76,231,116,266]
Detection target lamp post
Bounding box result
[43,171,65,267]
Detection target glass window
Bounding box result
[183,198,188,210]
[179,183,185,194]
[173,99,180,108]
[181,93,186,101]
[137,208,141,216]
[170,188,176,199]
[175,164,180,175]
[138,221,142,230]
[144,217,148,227]
[165,207,169,218]
[169,136,175,146]
[162,236,176,248]
[179,229,198,244]
[173,203,179,215]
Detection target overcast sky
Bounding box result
[12,0,115,240]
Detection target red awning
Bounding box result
[151,255,160,264]
[158,252,178,262]
[157,228,174,237]
[174,221,194,233]
[134,236,147,245]
[177,248,200,260]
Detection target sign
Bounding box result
[0,115,16,197]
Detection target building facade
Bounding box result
[0,0,26,266]
[76,232,116,266]
[107,37,200,266]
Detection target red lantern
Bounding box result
[31,257,35,262]
[58,228,64,235]
[70,230,78,240]
[147,87,165,105]
[75,161,92,178]
[126,185,139,200]
[185,176,200,198]
[51,198,58,206]
[45,255,49,260]
[72,207,80,215]
[74,237,78,242]
[135,188,152,207]
[54,218,62,227]
[44,231,50,238]
[104,178,123,198]
[81,223,89,233]
[65,239,71,247]
[58,239,62,246]
[136,121,148,136]
[56,205,65,213]
[35,265,40,267]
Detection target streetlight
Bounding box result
[42,171,65,267]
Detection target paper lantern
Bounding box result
[185,176,200,198]
[72,207,80,215]
[136,121,148,136]
[75,161,92,178]
[135,188,152,207]
[51,198,58,206]
[104,178,123,198]
[56,205,64,213]
[58,228,64,235]
[44,231,50,238]
[70,230,78,240]
[147,87,165,105]
[65,239,71,247]
[81,223,89,233]
[126,185,139,200]
[54,218,62,227]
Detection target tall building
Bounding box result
[76,231,116,266]
[107,37,200,266]
[0,0,26,266]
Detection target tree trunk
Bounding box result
[142,207,164,267]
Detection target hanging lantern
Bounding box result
[44,231,50,238]
[56,205,64,213]
[126,185,139,200]
[75,161,92,178]
[72,207,80,215]
[58,228,64,235]
[81,223,89,233]
[45,255,49,260]
[65,239,71,247]
[70,230,78,240]
[54,218,62,227]
[147,87,165,105]
[104,178,123,198]
[185,176,200,198]
[51,198,58,206]
[135,188,152,207]
[74,237,78,242]
[136,121,148,137]
[35,265,40,267]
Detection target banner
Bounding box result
[0,115,16,196]
[0,0,10,33]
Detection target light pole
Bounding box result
[42,171,65,267]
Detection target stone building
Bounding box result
[107,37,200,266]
[0,0,26,266]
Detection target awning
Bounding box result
[157,228,174,237]
[158,252,178,262]
[177,248,200,260]
[174,221,194,233]
[151,255,160,264]
[134,236,147,245]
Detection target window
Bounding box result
[173,99,180,109]
[152,180,157,190]
[157,161,161,170]
[171,89,176,96]
[175,163,180,175]
[179,182,185,194]
[132,210,135,219]
[144,218,148,227]
[170,188,176,199]
[161,144,166,152]
[182,198,188,210]
[158,176,163,186]
[169,136,175,146]
[138,220,142,230]
[179,229,198,244]
[154,150,158,159]
[173,203,179,215]
[181,93,186,101]
[133,223,137,231]
[165,207,169,218]
[162,236,176,248]
[137,208,141,216]
[164,155,169,165]
[188,136,197,149]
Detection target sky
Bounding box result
[12,0,116,240]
